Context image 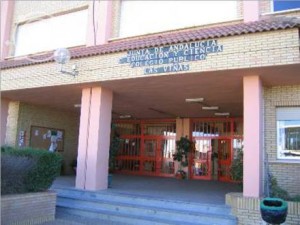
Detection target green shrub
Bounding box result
[289,195,300,202]
[230,148,243,183]
[1,155,35,194]
[269,175,290,200]
[1,146,62,194]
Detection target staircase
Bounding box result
[53,187,237,225]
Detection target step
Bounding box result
[57,206,207,225]
[53,187,237,225]
[53,187,232,216]
[56,197,236,225]
[55,210,131,225]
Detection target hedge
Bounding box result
[1,146,63,195]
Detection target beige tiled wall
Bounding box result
[1,191,56,225]
[264,85,300,196]
[260,0,272,14]
[8,102,80,175]
[2,29,299,91]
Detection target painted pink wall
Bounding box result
[86,0,113,46]
[243,76,263,197]
[243,1,260,22]
[76,87,113,190]
[1,98,9,145]
[0,0,14,59]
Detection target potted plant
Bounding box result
[172,136,194,179]
[260,175,289,224]
[175,169,187,179]
[260,197,288,224]
[230,148,243,185]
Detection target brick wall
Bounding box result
[15,103,80,175]
[111,0,121,38]
[1,191,56,225]
[226,192,300,225]
[2,29,299,91]
[264,85,300,196]
[260,1,272,14]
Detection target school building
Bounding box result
[1,1,300,224]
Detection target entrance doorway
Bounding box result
[113,120,176,177]
[113,118,243,182]
[191,118,243,182]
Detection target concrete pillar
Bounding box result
[5,101,20,147]
[86,0,113,46]
[176,118,190,140]
[0,0,14,59]
[175,118,190,176]
[76,87,113,190]
[243,1,260,23]
[243,76,263,197]
[1,98,9,145]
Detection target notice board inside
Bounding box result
[30,126,64,152]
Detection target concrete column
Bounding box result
[5,101,20,147]
[1,98,9,145]
[176,118,190,140]
[243,76,263,197]
[86,0,113,46]
[0,0,14,59]
[243,1,260,23]
[75,87,113,190]
[175,118,190,176]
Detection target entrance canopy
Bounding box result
[2,64,300,119]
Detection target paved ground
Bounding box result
[52,174,242,205]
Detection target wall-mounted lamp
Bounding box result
[215,112,230,116]
[53,48,78,77]
[185,98,204,103]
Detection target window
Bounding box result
[273,0,300,12]
[119,1,238,37]
[277,107,300,160]
[14,9,88,56]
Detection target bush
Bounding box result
[289,195,300,202]
[1,146,62,195]
[230,148,243,183]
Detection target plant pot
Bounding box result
[175,170,186,179]
[260,197,288,224]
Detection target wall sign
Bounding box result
[119,40,223,75]
[30,126,64,152]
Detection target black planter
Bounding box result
[260,197,288,224]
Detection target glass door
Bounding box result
[218,139,232,181]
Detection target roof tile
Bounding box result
[1,16,300,70]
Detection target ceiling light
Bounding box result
[119,115,131,119]
[74,104,81,108]
[202,106,219,110]
[185,98,204,103]
[214,112,230,116]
